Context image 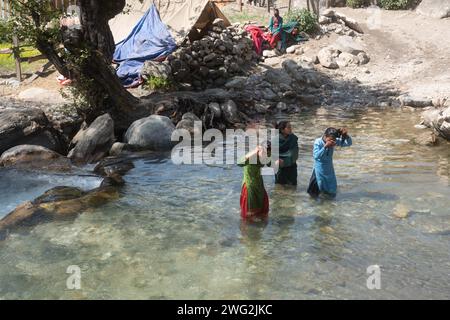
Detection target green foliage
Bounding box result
[0,20,13,43]
[379,0,414,10]
[144,76,172,90]
[285,8,318,34]
[346,0,370,8]
[8,1,61,46]
[7,1,100,116]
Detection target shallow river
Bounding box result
[0,107,449,299]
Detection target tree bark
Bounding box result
[70,0,141,125]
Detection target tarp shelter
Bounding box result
[110,0,232,44]
[111,0,232,86]
[113,4,177,87]
[162,0,231,43]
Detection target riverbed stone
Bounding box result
[124,115,175,151]
[412,132,439,146]
[393,203,411,219]
[0,145,72,171]
[0,185,120,240]
[68,114,115,164]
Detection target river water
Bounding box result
[0,107,449,299]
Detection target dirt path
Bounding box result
[323,7,450,100]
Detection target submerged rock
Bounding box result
[94,157,135,177]
[393,203,411,219]
[412,132,439,146]
[124,115,175,151]
[0,145,72,171]
[68,114,115,164]
[0,185,120,240]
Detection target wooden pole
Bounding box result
[288,0,292,13]
[12,35,22,82]
[267,0,270,13]
[239,0,242,12]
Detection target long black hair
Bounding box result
[324,127,340,140]
[275,121,290,134]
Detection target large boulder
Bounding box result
[416,0,450,19]
[317,47,339,69]
[17,87,67,105]
[0,107,65,155]
[124,115,175,151]
[264,68,293,87]
[336,52,360,68]
[0,145,71,171]
[421,106,450,140]
[333,36,365,55]
[68,114,115,164]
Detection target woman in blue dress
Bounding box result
[307,127,352,198]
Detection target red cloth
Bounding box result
[268,32,281,49]
[245,25,264,55]
[240,183,269,221]
[245,25,272,55]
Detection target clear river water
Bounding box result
[0,107,449,299]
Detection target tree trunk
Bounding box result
[70,0,141,125]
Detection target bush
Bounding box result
[144,76,172,90]
[346,0,370,8]
[379,0,414,10]
[285,8,318,34]
[0,20,13,43]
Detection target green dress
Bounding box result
[238,157,266,211]
[275,134,299,186]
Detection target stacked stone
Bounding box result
[318,9,364,37]
[167,19,259,90]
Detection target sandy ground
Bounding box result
[1,6,449,104]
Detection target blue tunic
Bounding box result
[313,136,352,195]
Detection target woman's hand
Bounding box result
[275,159,284,167]
[325,140,336,148]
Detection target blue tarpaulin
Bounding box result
[113,5,177,87]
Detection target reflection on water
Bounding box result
[0,107,449,299]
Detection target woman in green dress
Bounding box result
[238,143,271,221]
[275,121,299,186]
